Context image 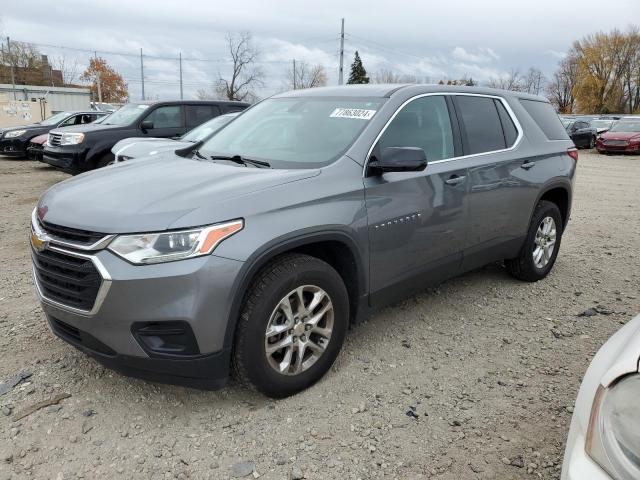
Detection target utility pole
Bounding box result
[292,59,296,89]
[338,18,345,85]
[94,51,102,103]
[140,48,145,101]
[7,37,17,100]
[179,52,183,99]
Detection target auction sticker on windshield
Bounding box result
[330,108,376,120]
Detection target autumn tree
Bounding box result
[215,32,264,101]
[571,27,640,113]
[288,61,327,89]
[80,57,128,102]
[347,51,369,84]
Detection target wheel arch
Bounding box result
[533,181,572,230]
[222,228,368,350]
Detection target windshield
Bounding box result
[102,103,149,126]
[39,111,72,126]
[92,114,110,124]
[182,114,238,142]
[199,97,385,168]
[609,121,640,133]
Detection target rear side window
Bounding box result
[495,100,518,146]
[186,105,220,128]
[378,95,454,162]
[519,99,568,140]
[455,96,506,154]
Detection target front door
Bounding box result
[364,95,468,303]
[141,105,185,138]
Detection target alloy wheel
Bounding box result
[533,216,557,269]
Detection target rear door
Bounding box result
[456,94,534,267]
[365,94,468,302]
[141,105,185,138]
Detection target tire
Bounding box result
[506,200,563,282]
[233,253,349,398]
[589,136,595,149]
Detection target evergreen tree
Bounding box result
[347,51,369,84]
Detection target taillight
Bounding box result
[567,148,578,161]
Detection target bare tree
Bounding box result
[373,69,421,84]
[546,54,579,113]
[195,88,217,100]
[215,32,264,101]
[523,67,546,95]
[487,68,523,91]
[288,61,327,89]
[0,39,41,68]
[50,54,80,85]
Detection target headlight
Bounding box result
[60,133,85,145]
[5,129,26,138]
[107,220,243,264]
[587,375,640,480]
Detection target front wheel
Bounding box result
[589,136,596,149]
[233,253,349,398]
[506,200,563,282]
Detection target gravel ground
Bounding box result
[0,151,639,480]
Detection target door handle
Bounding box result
[521,161,536,170]
[445,175,466,185]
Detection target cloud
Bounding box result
[451,47,499,64]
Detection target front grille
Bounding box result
[603,139,628,146]
[48,133,62,146]
[39,219,107,246]
[32,248,102,311]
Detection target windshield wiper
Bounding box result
[210,155,271,168]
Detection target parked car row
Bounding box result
[560,114,640,154]
[0,110,108,158]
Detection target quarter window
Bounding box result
[456,96,506,154]
[377,95,454,162]
[145,106,182,129]
[519,99,568,141]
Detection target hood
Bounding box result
[50,123,124,135]
[2,123,48,135]
[30,133,48,145]
[38,154,320,233]
[600,131,640,140]
[112,137,191,159]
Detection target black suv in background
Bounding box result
[41,100,249,173]
[0,111,107,158]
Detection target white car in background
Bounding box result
[562,314,640,480]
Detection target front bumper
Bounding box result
[596,142,640,154]
[34,239,245,389]
[41,145,84,170]
[0,137,27,156]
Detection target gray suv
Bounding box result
[31,85,576,397]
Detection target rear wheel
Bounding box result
[233,253,349,398]
[506,200,563,282]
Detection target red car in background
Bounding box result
[596,119,640,154]
[26,133,48,160]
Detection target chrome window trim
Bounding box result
[31,208,116,251]
[363,92,524,177]
[32,244,112,317]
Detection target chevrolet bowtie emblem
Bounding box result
[30,231,47,252]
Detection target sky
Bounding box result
[1,0,638,101]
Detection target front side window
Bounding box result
[57,115,79,127]
[200,97,385,168]
[456,96,506,154]
[377,95,454,162]
[145,106,182,128]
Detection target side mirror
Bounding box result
[368,147,428,175]
[140,120,154,131]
